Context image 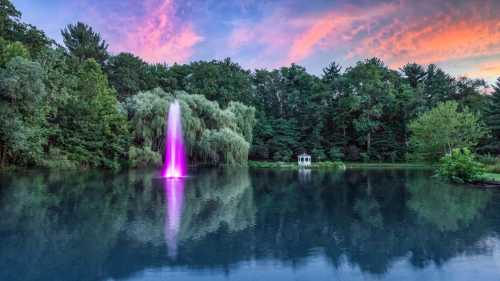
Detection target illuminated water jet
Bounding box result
[162,100,187,178]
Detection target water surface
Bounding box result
[1,168,499,280]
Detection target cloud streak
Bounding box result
[353,4,500,68]
[226,0,500,81]
[117,0,203,64]
[287,3,397,64]
[15,0,500,82]
[77,0,203,64]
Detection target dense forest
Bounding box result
[0,0,499,169]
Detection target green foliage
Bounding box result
[200,128,250,164]
[0,39,29,66]
[182,58,253,106]
[0,0,497,169]
[62,22,109,65]
[328,146,344,160]
[126,89,255,166]
[0,0,51,55]
[128,146,161,168]
[409,101,488,162]
[311,148,327,161]
[125,88,170,152]
[438,148,484,183]
[400,63,426,89]
[482,77,500,153]
[0,57,47,166]
[56,59,129,169]
[105,52,149,100]
[0,0,20,38]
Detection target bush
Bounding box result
[128,146,161,168]
[438,148,484,183]
[311,148,327,161]
[328,146,344,160]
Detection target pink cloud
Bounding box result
[287,3,397,64]
[108,0,203,64]
[227,3,398,67]
[227,0,500,80]
[353,13,500,68]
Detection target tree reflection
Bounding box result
[0,169,498,281]
[407,176,492,232]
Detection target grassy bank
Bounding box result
[345,162,432,169]
[248,161,346,170]
[248,161,433,170]
[479,173,500,183]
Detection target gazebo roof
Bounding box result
[298,153,310,157]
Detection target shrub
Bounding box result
[438,148,484,183]
[328,146,344,160]
[311,148,327,161]
[128,146,161,168]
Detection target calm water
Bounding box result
[1,168,500,281]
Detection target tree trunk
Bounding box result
[0,144,5,168]
[367,131,371,155]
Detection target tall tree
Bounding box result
[61,22,109,65]
[0,0,20,38]
[342,58,399,159]
[0,57,48,166]
[0,0,51,55]
[56,59,128,168]
[105,52,149,100]
[400,63,426,89]
[423,64,455,108]
[483,78,500,153]
[182,58,253,106]
[322,61,342,83]
[409,101,488,162]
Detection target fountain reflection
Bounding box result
[164,178,185,259]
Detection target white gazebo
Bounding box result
[298,153,311,167]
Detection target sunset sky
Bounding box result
[13,0,500,84]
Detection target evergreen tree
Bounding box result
[322,61,342,83]
[0,0,20,39]
[400,63,426,89]
[484,78,500,153]
[105,52,149,100]
[61,22,109,65]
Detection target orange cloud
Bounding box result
[350,2,500,68]
[227,3,397,67]
[466,60,500,80]
[287,3,397,64]
[227,0,500,80]
[112,0,202,64]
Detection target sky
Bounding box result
[12,0,500,84]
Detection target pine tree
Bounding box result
[485,78,500,152]
[61,22,109,65]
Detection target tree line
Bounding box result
[0,0,499,169]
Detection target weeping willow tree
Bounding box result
[125,88,255,166]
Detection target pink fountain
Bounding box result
[162,100,188,258]
[162,100,187,178]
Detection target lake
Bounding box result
[1,168,499,281]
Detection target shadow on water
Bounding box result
[0,168,499,280]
